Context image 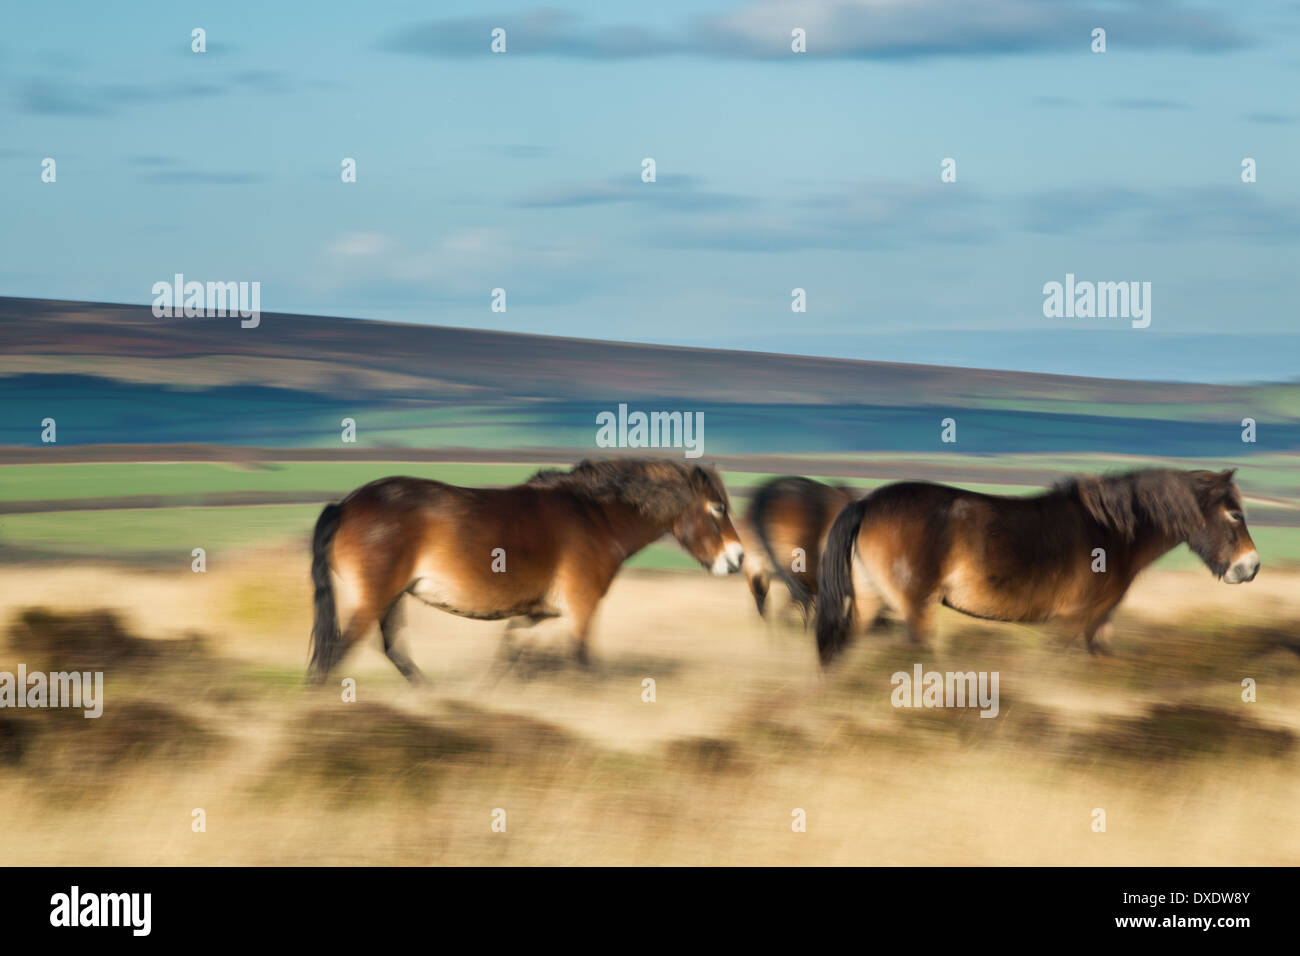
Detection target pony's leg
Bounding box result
[855,590,884,636]
[572,618,594,667]
[865,607,894,633]
[901,596,937,649]
[342,603,381,649]
[492,615,540,672]
[380,595,426,684]
[565,588,601,668]
[477,617,539,689]
[1083,619,1115,656]
[328,602,382,678]
[849,553,888,637]
[310,565,373,680]
[880,542,940,648]
[327,553,406,678]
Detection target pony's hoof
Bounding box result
[1085,633,1115,656]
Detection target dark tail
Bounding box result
[750,478,815,616]
[746,566,770,618]
[307,502,343,682]
[815,497,868,666]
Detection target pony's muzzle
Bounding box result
[712,542,745,575]
[1224,550,1260,584]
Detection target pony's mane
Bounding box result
[1055,468,1234,541]
[527,458,726,522]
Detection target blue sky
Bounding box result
[1,0,1297,382]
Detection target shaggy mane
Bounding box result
[527,458,727,522]
[1056,468,1235,541]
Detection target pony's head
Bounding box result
[672,464,745,576]
[528,458,744,575]
[1075,468,1259,584]
[1186,469,1260,584]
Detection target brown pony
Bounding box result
[308,458,744,682]
[740,476,856,622]
[816,468,1260,664]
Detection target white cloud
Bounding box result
[320,228,590,294]
[327,232,394,258]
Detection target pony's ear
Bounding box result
[1191,468,1237,501]
[690,464,727,500]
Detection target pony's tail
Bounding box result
[740,538,771,618]
[307,502,343,683]
[815,497,868,667]
[750,479,814,617]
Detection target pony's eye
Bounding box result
[1229,511,1244,522]
[708,503,726,519]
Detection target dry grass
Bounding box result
[0,554,1298,865]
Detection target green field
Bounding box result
[0,461,541,502]
[0,460,1047,505]
[6,503,1299,569]
[9,454,1300,503]
[3,455,1299,569]
[0,504,702,570]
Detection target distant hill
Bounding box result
[2,296,1297,454]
